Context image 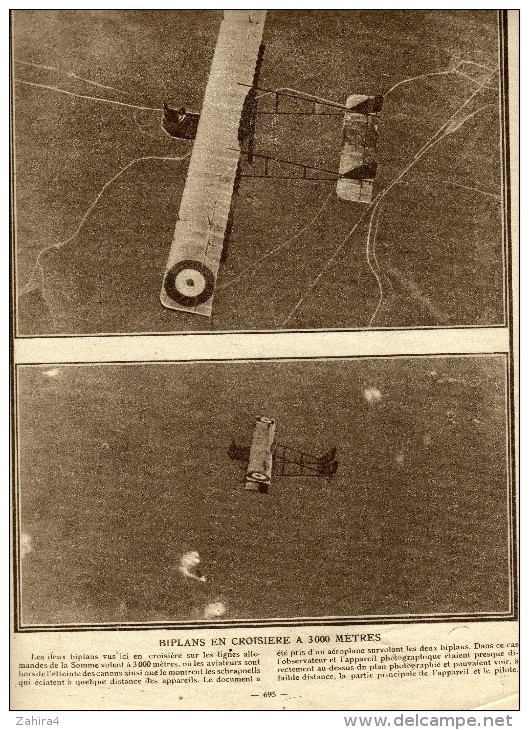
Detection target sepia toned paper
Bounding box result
[10,7,519,712]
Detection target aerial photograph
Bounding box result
[12,10,507,335]
[15,356,513,628]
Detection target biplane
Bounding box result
[228,416,339,494]
[160,10,383,317]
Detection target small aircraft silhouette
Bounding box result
[229,416,338,494]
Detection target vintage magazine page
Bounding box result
[9,3,519,717]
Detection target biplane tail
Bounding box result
[315,447,339,476]
[337,93,383,203]
[318,447,337,465]
[317,455,339,477]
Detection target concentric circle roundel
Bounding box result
[247,471,270,483]
[163,260,215,307]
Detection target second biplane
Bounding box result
[228,416,339,494]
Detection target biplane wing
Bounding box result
[160,11,267,316]
[336,94,383,203]
[229,416,339,494]
[245,416,276,492]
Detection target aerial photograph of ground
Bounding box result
[13,10,506,335]
[16,355,512,627]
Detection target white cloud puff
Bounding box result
[364,387,382,404]
[203,601,226,619]
[179,551,206,582]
